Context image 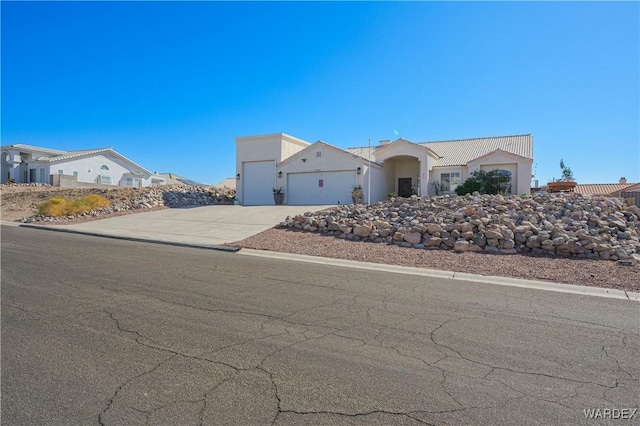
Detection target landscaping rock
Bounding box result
[11,184,236,224]
[277,192,640,263]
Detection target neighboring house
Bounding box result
[0,144,165,188]
[159,173,207,186]
[574,178,639,197]
[213,178,236,190]
[236,133,533,205]
[575,178,640,206]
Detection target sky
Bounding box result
[2,1,639,186]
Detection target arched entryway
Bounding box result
[373,139,438,198]
[382,155,421,197]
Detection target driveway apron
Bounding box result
[51,205,333,246]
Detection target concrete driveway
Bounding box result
[53,205,334,246]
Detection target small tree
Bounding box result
[559,159,574,182]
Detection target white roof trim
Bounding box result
[466,148,533,165]
[374,138,441,161]
[1,143,68,155]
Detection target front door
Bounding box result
[398,178,412,197]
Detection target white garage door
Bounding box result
[288,171,356,205]
[243,161,275,205]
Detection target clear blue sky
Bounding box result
[2,1,638,186]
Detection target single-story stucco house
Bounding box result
[235,133,533,205]
[1,144,165,188]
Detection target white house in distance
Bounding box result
[0,144,165,187]
[236,133,533,205]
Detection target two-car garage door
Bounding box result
[288,171,355,205]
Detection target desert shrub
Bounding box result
[37,194,110,217]
[455,170,510,196]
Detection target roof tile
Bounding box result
[347,134,533,166]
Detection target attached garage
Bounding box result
[288,171,355,205]
[242,160,275,205]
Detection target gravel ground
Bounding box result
[231,228,640,293]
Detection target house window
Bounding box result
[441,172,461,191]
[101,165,109,170]
[125,177,133,187]
[73,171,78,178]
[39,168,45,183]
[316,151,322,157]
[100,176,112,184]
[58,170,63,175]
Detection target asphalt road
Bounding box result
[2,225,638,425]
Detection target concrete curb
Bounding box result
[16,224,241,253]
[6,221,637,302]
[1,220,22,227]
[238,248,640,302]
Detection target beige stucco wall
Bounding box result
[383,161,396,197]
[280,136,309,162]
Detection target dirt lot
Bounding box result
[0,185,163,223]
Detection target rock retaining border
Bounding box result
[278,193,640,264]
[21,185,236,223]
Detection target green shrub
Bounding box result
[455,170,510,196]
[37,194,110,217]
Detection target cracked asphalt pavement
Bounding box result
[2,225,639,425]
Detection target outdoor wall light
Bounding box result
[278,171,283,178]
[356,167,362,175]
[236,173,240,180]
[301,158,307,162]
